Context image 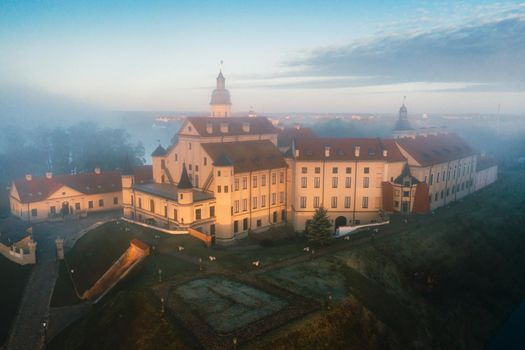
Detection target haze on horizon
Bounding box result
[1,0,525,117]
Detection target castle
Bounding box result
[10,70,498,245]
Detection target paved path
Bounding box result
[5,212,120,350]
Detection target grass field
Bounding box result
[174,277,288,333]
[0,255,32,346]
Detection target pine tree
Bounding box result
[305,206,333,245]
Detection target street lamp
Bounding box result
[233,337,238,350]
[198,258,203,271]
[42,320,48,343]
[158,268,162,283]
[161,297,165,313]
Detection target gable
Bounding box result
[47,185,86,200]
[178,120,201,136]
[10,183,20,201]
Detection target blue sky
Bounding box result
[1,0,524,114]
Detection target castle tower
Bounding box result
[210,67,232,117]
[393,96,414,138]
[213,154,234,243]
[177,163,194,225]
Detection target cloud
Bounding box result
[255,11,525,91]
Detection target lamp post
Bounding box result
[158,268,162,283]
[161,297,165,313]
[233,337,238,350]
[42,320,48,343]
[198,258,203,271]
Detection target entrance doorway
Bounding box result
[61,201,70,215]
[334,216,347,231]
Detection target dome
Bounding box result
[210,70,232,105]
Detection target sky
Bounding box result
[1,0,524,115]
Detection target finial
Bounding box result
[220,60,223,72]
[403,96,406,105]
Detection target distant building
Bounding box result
[210,69,232,117]
[10,166,151,223]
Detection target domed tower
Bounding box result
[210,67,232,117]
[393,96,413,137]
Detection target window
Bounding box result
[217,170,221,177]
[195,165,199,172]
[243,199,248,211]
[332,167,338,174]
[203,157,207,166]
[174,209,178,221]
[272,172,276,184]
[164,206,168,217]
[242,177,248,189]
[280,172,284,183]
[137,198,141,209]
[331,196,337,208]
[99,199,104,207]
[315,167,321,174]
[161,159,165,168]
[161,175,165,183]
[217,186,221,193]
[345,177,352,188]
[234,200,239,213]
[272,193,276,205]
[149,199,154,212]
[314,177,320,188]
[344,196,351,208]
[253,175,258,188]
[188,164,192,171]
[273,211,278,223]
[262,175,266,186]
[403,191,410,197]
[313,196,320,208]
[346,167,352,174]
[363,177,369,188]
[175,154,178,161]
[131,195,134,206]
[429,174,434,185]
[113,197,118,205]
[261,195,266,208]
[364,167,370,174]
[234,220,239,233]
[195,208,201,220]
[441,190,444,199]
[332,177,338,188]
[234,178,240,191]
[252,197,258,209]
[50,206,56,215]
[209,206,215,217]
[188,142,192,150]
[224,185,229,193]
[301,167,307,174]
[300,196,307,208]
[394,201,400,207]
[75,203,80,210]
[31,208,38,217]
[442,172,446,182]
[362,197,369,208]
[301,177,307,188]
[243,218,248,230]
[280,192,285,203]
[257,219,262,227]
[281,209,286,221]
[436,172,440,183]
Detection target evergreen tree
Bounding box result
[305,206,333,245]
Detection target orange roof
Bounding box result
[201,140,287,173]
[395,133,476,167]
[294,137,406,162]
[13,166,152,204]
[184,116,279,136]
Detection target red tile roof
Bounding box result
[184,116,279,136]
[395,133,476,167]
[201,140,287,173]
[277,127,317,148]
[12,166,152,204]
[294,137,406,162]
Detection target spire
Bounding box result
[177,163,193,189]
[393,96,412,132]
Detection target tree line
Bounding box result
[0,121,145,184]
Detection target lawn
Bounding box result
[0,255,32,347]
[174,276,288,333]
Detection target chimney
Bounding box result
[220,122,228,133]
[206,122,213,134]
[382,149,388,157]
[46,172,53,179]
[324,146,331,157]
[354,146,360,157]
[293,123,301,130]
[25,174,32,181]
[242,122,250,133]
[94,167,101,175]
